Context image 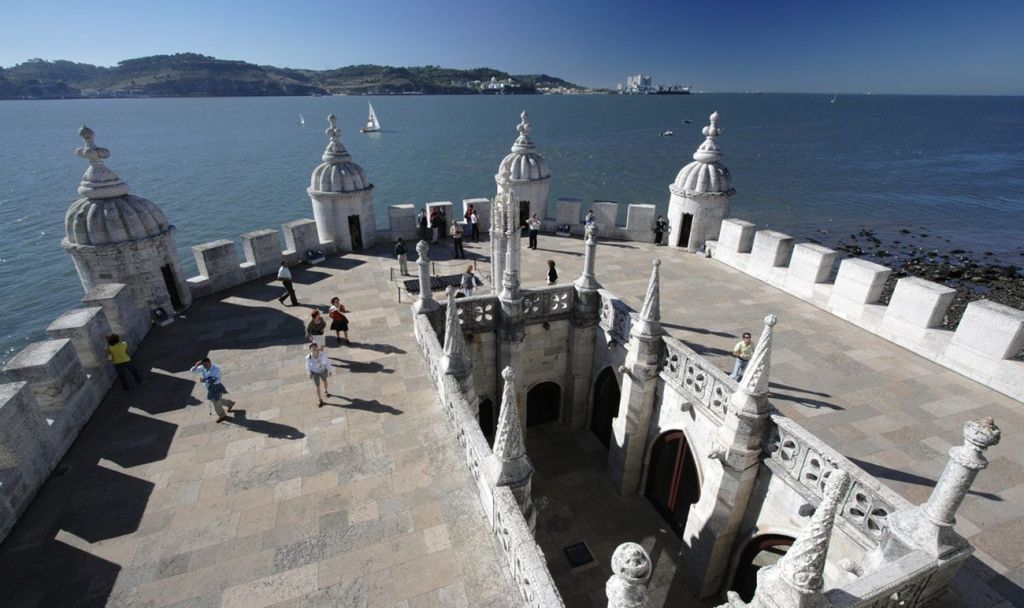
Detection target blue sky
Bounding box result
[3,0,1022,94]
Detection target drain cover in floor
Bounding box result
[563,541,595,568]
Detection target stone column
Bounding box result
[413,240,438,315]
[442,287,479,418]
[491,367,536,530]
[606,542,653,608]
[607,260,663,495]
[686,315,778,598]
[564,227,602,430]
[491,193,506,294]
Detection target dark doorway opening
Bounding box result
[644,431,701,537]
[730,535,795,602]
[479,398,495,447]
[519,200,530,235]
[590,367,620,450]
[677,213,693,248]
[348,215,363,251]
[526,382,561,427]
[161,264,183,310]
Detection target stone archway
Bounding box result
[644,430,701,538]
[590,367,620,450]
[526,382,561,427]
[730,534,795,602]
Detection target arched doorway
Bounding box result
[644,431,701,537]
[590,367,620,450]
[730,535,795,602]
[478,398,495,447]
[526,382,561,427]
[677,213,693,248]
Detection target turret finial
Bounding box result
[510,110,536,153]
[692,110,724,163]
[321,113,351,163]
[74,126,128,199]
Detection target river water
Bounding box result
[1,94,1022,363]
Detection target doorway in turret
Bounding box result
[161,264,183,310]
[590,367,620,450]
[677,213,693,248]
[519,201,530,234]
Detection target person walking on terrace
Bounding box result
[527,214,541,250]
[470,208,480,241]
[306,310,327,349]
[546,260,558,285]
[450,220,465,259]
[329,297,350,345]
[418,209,429,240]
[430,208,442,243]
[730,332,755,381]
[461,265,476,297]
[306,342,333,407]
[654,215,668,245]
[106,333,145,390]
[277,261,299,306]
[584,209,595,228]
[395,237,409,275]
[191,357,232,423]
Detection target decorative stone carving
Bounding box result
[442,287,472,377]
[633,260,663,338]
[575,223,601,291]
[738,314,777,396]
[606,542,652,608]
[413,240,438,314]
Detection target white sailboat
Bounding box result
[830,93,837,104]
[360,103,381,133]
[298,113,305,126]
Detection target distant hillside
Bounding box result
[0,54,585,99]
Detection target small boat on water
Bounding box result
[683,119,692,124]
[661,130,674,136]
[830,93,837,104]
[298,113,305,126]
[360,103,381,133]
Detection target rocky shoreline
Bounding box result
[805,228,1024,329]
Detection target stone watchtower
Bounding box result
[62,126,191,313]
[308,114,375,252]
[496,111,550,232]
[668,111,735,252]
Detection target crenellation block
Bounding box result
[786,243,837,288]
[282,219,321,262]
[240,229,283,277]
[950,300,1024,359]
[82,283,150,349]
[624,204,656,242]
[717,219,756,253]
[191,239,244,293]
[46,307,114,384]
[0,382,57,522]
[591,201,618,230]
[388,204,418,241]
[830,258,892,305]
[1,340,88,418]
[556,198,583,234]
[462,198,491,232]
[750,230,795,271]
[884,277,956,329]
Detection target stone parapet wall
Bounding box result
[0,282,147,544]
[411,312,565,607]
[709,217,1024,402]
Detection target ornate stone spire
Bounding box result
[692,111,724,163]
[510,110,535,153]
[321,113,352,162]
[75,126,129,199]
[492,367,532,486]
[924,417,1000,528]
[606,542,653,608]
[738,314,777,396]
[634,260,663,338]
[442,287,471,376]
[780,470,850,595]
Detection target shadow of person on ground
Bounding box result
[224,409,305,439]
[769,382,831,398]
[769,392,845,411]
[328,358,394,374]
[662,322,735,338]
[322,396,403,415]
[347,342,406,355]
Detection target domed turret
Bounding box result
[62,126,191,311]
[307,114,376,252]
[666,112,736,252]
[495,111,550,228]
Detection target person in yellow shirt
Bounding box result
[730,332,755,381]
[107,334,144,390]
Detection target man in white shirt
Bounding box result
[470,209,480,241]
[306,343,333,407]
[191,357,232,422]
[277,261,299,306]
[527,214,542,250]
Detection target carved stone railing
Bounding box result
[766,415,911,547]
[455,295,498,333]
[411,313,565,607]
[659,336,736,423]
[522,285,574,321]
[599,291,634,344]
[825,550,941,608]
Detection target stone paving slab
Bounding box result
[0,245,514,607]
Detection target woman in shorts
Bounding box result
[305,343,333,407]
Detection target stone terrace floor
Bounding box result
[1,233,1022,607]
[0,245,519,607]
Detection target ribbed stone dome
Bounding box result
[309,114,371,193]
[498,111,550,181]
[671,112,735,195]
[64,126,172,246]
[65,195,171,246]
